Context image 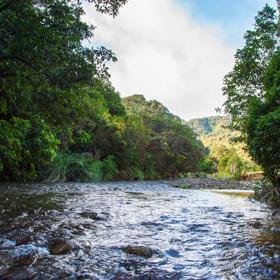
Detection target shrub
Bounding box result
[48,153,119,182]
[254,182,280,207]
[49,153,100,182]
[217,152,245,179]
[0,117,59,181]
[128,166,145,180]
[101,156,118,180]
[245,104,280,186]
[198,157,216,174]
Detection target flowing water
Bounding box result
[1,182,280,279]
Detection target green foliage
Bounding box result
[179,172,208,179]
[188,116,231,136]
[0,0,207,182]
[188,116,260,176]
[102,156,118,180]
[223,3,279,131]
[49,153,118,182]
[198,157,216,174]
[243,50,280,186]
[223,2,280,190]
[217,152,245,179]
[122,95,206,179]
[254,182,280,207]
[0,117,59,181]
[127,166,145,181]
[49,153,103,182]
[0,0,126,181]
[89,0,128,16]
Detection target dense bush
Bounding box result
[217,152,245,179]
[0,117,59,181]
[198,157,216,174]
[48,153,118,182]
[244,50,280,186]
[223,2,280,203]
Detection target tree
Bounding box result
[0,0,120,119]
[243,49,280,186]
[0,0,127,180]
[223,2,279,131]
[223,1,280,189]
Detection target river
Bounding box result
[0,181,280,279]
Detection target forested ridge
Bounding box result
[188,116,260,179]
[0,0,205,182]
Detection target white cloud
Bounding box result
[84,0,235,120]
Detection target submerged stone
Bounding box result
[0,246,38,267]
[16,236,34,246]
[79,211,105,221]
[165,249,181,258]
[49,239,72,255]
[0,238,16,249]
[271,227,280,233]
[0,267,36,280]
[122,245,153,258]
[272,210,280,216]
[114,268,181,280]
[11,249,37,266]
[249,221,263,229]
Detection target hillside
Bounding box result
[187,116,231,136]
[187,116,259,174]
[122,95,206,177]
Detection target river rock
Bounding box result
[11,249,37,266]
[0,267,36,280]
[80,211,105,221]
[271,227,280,233]
[49,239,72,255]
[170,177,254,190]
[164,248,181,258]
[114,269,181,280]
[272,210,280,216]
[122,245,153,258]
[16,236,34,246]
[249,221,263,229]
[0,247,38,267]
[137,269,182,279]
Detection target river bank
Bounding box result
[169,177,257,191]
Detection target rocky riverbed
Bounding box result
[170,177,256,190]
[0,181,280,279]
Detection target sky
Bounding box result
[84,0,276,120]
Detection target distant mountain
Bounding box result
[187,116,254,164]
[187,116,230,136]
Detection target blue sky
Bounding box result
[177,0,276,47]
